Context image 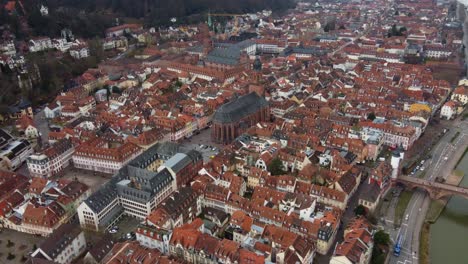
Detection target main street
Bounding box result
[387,115,468,264]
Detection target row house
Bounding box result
[247,167,270,189]
[361,121,417,150]
[1,178,89,236]
[330,218,373,264]
[69,45,90,59]
[424,44,452,59]
[31,223,86,264]
[169,220,265,264]
[72,141,142,174]
[306,183,348,210]
[102,241,180,263]
[145,186,201,230]
[277,148,311,172]
[451,86,468,105]
[261,224,316,264]
[29,37,53,52]
[279,193,316,222]
[103,36,128,50]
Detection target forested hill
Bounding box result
[31,0,294,26]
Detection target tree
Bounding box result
[374,230,390,246]
[6,240,14,248]
[354,205,367,216]
[367,112,376,121]
[89,37,105,61]
[268,158,285,176]
[371,251,386,264]
[7,252,15,260]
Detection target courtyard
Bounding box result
[0,229,43,263]
[58,166,111,192]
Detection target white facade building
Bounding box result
[27,139,74,178]
[32,224,86,264]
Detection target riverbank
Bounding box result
[419,222,431,264]
[426,170,465,222]
[420,169,466,264]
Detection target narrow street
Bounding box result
[315,171,369,263]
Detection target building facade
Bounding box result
[27,138,74,178]
[77,142,202,231]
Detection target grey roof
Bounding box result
[213,92,269,124]
[281,46,328,57]
[164,153,192,173]
[185,149,203,163]
[206,39,254,66]
[187,45,204,53]
[87,235,116,262]
[37,224,82,259]
[25,258,58,264]
[82,142,199,213]
[129,142,183,168]
[0,129,13,149]
[98,204,124,228]
[116,167,174,203]
[160,186,195,215]
[84,183,119,213]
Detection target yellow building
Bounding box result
[409,103,431,113]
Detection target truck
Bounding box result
[394,234,403,257]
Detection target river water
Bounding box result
[430,152,468,264]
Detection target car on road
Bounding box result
[405,214,409,221]
[420,166,425,171]
[444,156,448,161]
[126,232,136,240]
[109,229,118,234]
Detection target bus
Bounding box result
[394,234,403,257]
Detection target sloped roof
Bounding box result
[36,224,82,259]
[213,92,268,124]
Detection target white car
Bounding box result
[109,229,118,234]
[444,156,448,161]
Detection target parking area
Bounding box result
[106,215,141,241]
[0,229,43,263]
[181,128,222,162]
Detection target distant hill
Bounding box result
[1,0,294,38]
[37,0,295,25]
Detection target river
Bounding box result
[430,152,468,264]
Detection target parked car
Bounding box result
[109,229,118,234]
[126,232,136,240]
